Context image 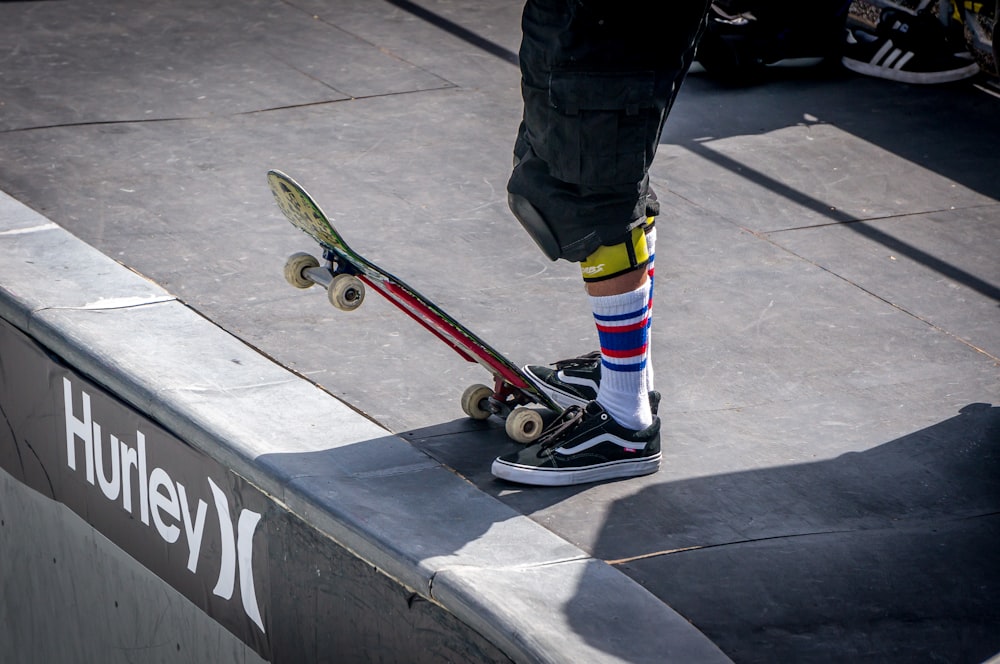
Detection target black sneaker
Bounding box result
[842,9,979,84]
[491,401,661,487]
[524,352,601,410]
[524,351,661,413]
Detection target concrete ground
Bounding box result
[1,0,998,661]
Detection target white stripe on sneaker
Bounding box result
[556,371,599,394]
[872,39,895,64]
[895,50,915,70]
[553,432,652,456]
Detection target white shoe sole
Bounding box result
[842,56,980,84]
[491,453,661,487]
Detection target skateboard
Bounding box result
[267,169,559,443]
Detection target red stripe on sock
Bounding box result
[596,318,649,335]
[602,343,649,359]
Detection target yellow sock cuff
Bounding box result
[580,224,650,283]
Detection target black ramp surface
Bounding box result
[1,0,999,660]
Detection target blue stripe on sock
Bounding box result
[597,329,648,353]
[594,308,648,323]
[602,358,648,372]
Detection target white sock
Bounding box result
[644,224,656,394]
[592,281,654,431]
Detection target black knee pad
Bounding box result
[508,193,561,261]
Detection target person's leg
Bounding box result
[644,222,657,394]
[587,217,658,395]
[580,227,653,431]
[523,219,658,411]
[492,0,710,486]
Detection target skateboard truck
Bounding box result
[460,378,546,444]
[284,249,367,312]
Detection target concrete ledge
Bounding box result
[0,189,729,662]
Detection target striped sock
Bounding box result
[592,281,653,431]
[644,223,656,394]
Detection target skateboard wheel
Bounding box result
[284,252,319,289]
[328,274,365,311]
[461,384,494,420]
[506,407,544,444]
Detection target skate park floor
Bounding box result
[1,0,999,661]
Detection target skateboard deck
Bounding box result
[268,169,558,443]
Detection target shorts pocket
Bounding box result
[531,71,660,186]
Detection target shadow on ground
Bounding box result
[407,403,1000,663]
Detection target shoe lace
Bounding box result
[551,351,601,371]
[536,405,587,450]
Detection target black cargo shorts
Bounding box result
[508,0,711,262]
